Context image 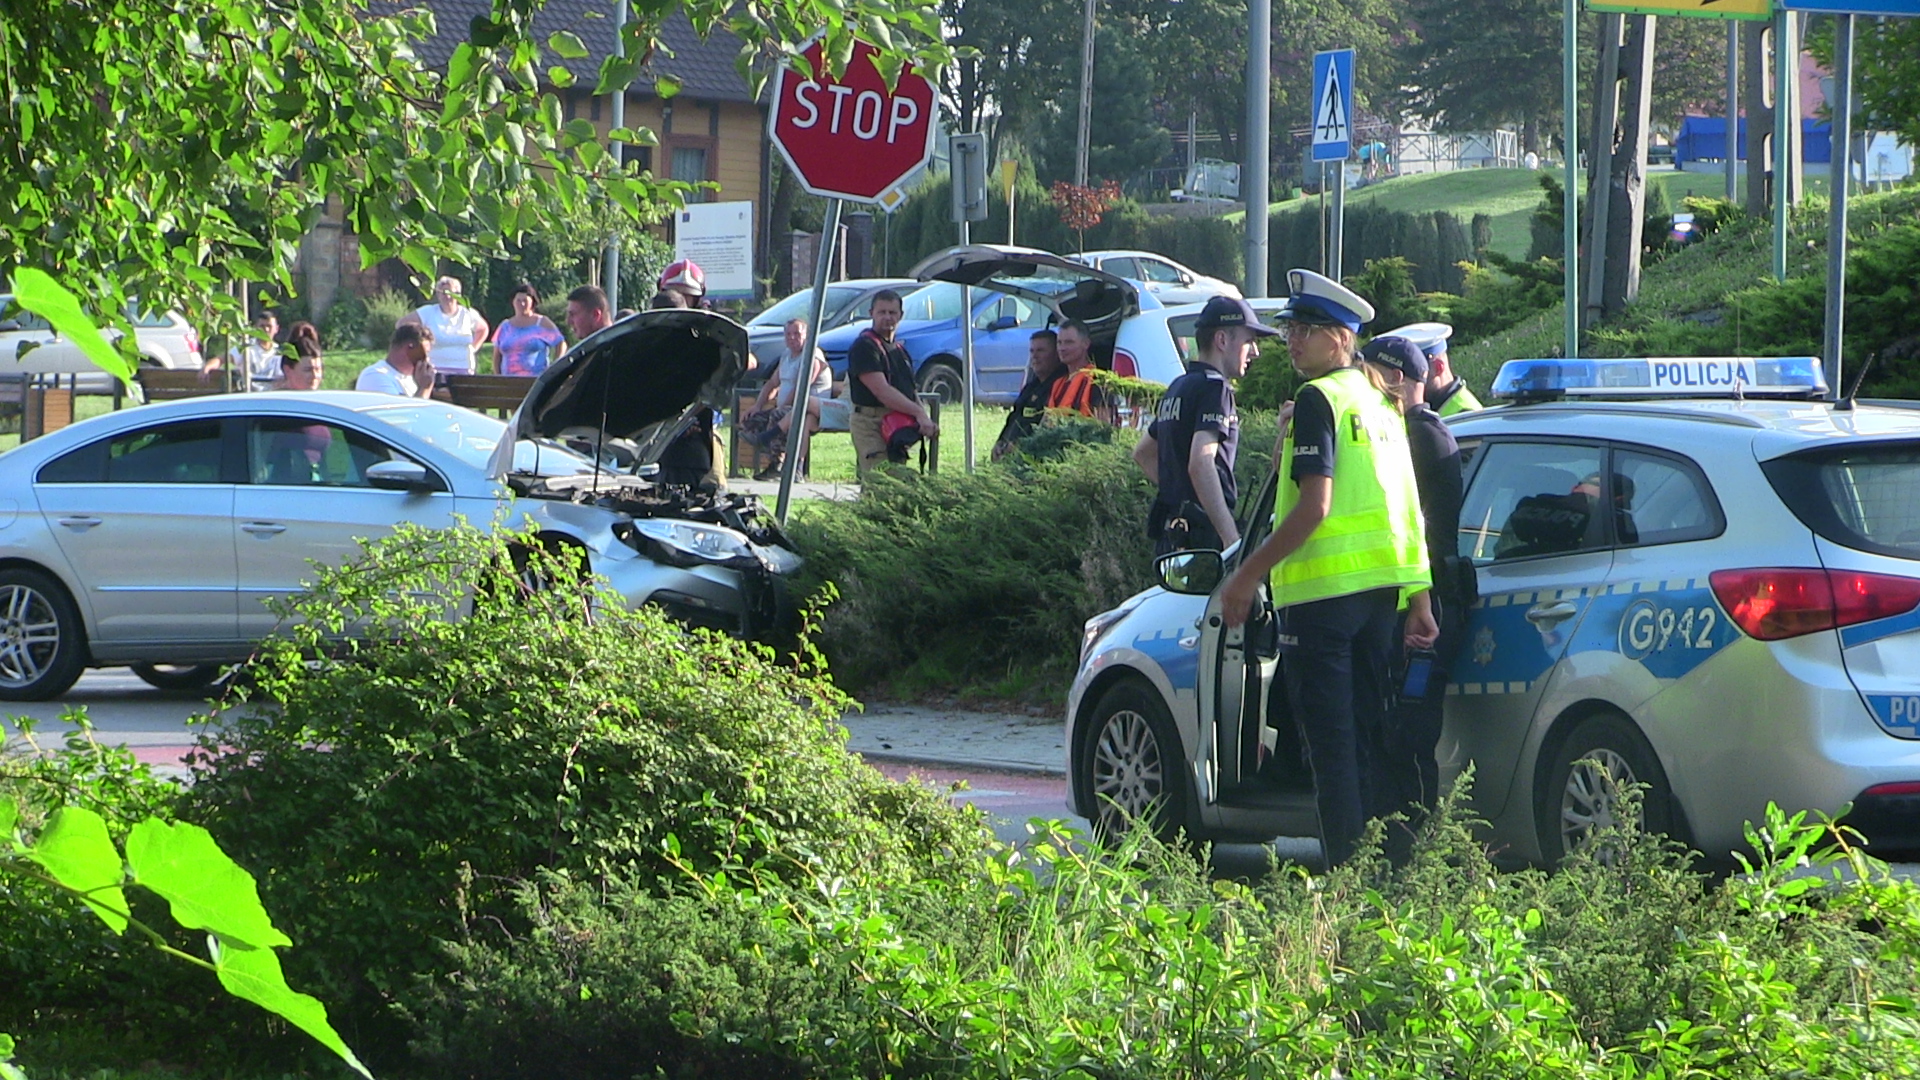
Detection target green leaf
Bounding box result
[124,819,291,951]
[211,937,371,1079]
[448,42,480,88]
[654,73,681,100]
[8,270,134,386]
[547,66,576,90]
[30,807,130,935]
[0,798,16,845]
[594,53,643,95]
[547,31,589,60]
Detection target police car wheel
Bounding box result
[1537,711,1673,866]
[1082,681,1188,844]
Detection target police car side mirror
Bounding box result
[1156,549,1223,595]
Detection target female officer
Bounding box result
[1217,269,1439,867]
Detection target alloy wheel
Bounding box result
[1558,747,1637,854]
[0,583,62,690]
[1091,708,1166,827]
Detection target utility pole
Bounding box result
[1725,22,1740,202]
[1561,0,1579,359]
[1821,14,1854,393]
[1074,0,1095,188]
[1244,0,1270,297]
[1583,14,1623,329]
[604,0,626,311]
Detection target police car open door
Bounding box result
[1445,438,1616,825]
[1196,470,1319,827]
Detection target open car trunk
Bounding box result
[908,244,1144,367]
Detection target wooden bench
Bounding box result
[135,367,226,403]
[445,374,536,417]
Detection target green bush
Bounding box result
[178,523,991,1064]
[360,288,414,349]
[403,782,1920,1080]
[320,291,369,350]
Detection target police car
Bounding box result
[1068,357,1920,863]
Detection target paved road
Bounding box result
[10,670,1909,881]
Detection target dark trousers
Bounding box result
[1280,586,1401,867]
[1377,594,1465,859]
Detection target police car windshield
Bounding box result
[1764,443,1920,560]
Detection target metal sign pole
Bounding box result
[959,226,975,473]
[1726,21,1740,202]
[1562,0,1580,359]
[1771,8,1792,280]
[1329,161,1346,280]
[1822,14,1854,393]
[776,198,843,523]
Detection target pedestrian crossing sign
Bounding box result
[1311,50,1355,162]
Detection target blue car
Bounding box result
[818,247,1161,405]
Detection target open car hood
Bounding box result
[488,309,747,480]
[907,244,1141,323]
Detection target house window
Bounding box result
[590,93,601,122]
[671,146,709,199]
[623,144,653,174]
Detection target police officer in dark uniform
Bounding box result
[1380,321,1483,417]
[1360,336,1469,844]
[1133,297,1277,555]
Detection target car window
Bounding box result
[1140,258,1185,284]
[1164,315,1200,364]
[975,296,1045,330]
[1763,441,1920,560]
[75,420,226,484]
[1459,441,1608,563]
[1100,257,1139,279]
[748,285,863,327]
[248,418,408,487]
[899,281,965,323]
[1610,447,1723,547]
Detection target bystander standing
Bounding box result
[401,276,487,379]
[847,290,936,475]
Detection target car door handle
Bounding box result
[1524,600,1579,627]
[55,515,102,530]
[241,522,287,535]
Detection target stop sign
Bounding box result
[769,38,936,203]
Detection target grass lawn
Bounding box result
[1344,168,1551,259]
[1450,182,1919,392]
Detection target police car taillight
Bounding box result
[1709,568,1920,641]
[1112,349,1137,378]
[1491,357,1827,401]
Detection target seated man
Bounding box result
[741,318,832,480]
[992,329,1064,460]
[1046,319,1114,424]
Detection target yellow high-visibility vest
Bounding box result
[1272,366,1431,608]
[1436,382,1483,417]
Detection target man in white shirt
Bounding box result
[355,323,435,398]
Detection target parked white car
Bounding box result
[1111,298,1286,385]
[1067,250,1241,306]
[1,294,205,394]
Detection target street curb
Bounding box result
[853,748,1067,778]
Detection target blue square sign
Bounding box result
[1311,49,1355,163]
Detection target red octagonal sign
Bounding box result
[769,38,936,203]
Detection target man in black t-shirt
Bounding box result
[847,290,937,476]
[992,330,1064,459]
[1133,296,1277,555]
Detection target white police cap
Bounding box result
[1379,321,1453,358]
[1277,269,1376,332]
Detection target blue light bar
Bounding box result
[1491,357,1828,400]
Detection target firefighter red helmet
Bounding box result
[658,259,706,297]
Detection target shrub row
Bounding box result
[789,417,1277,696]
[411,789,1920,1080]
